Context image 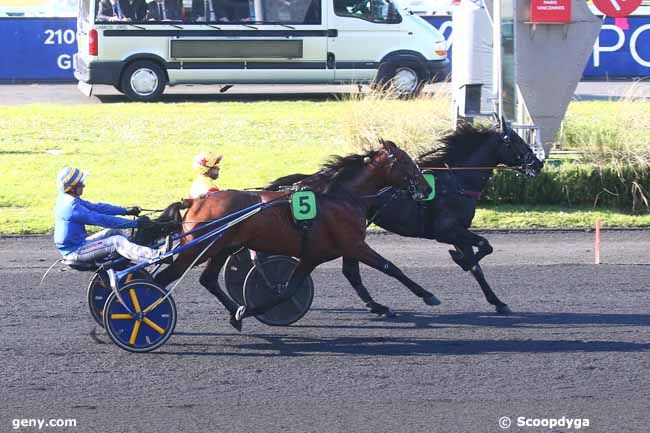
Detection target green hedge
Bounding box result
[482,164,650,212]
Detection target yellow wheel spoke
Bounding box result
[129,288,142,313]
[142,317,165,335]
[129,320,141,345]
[143,298,163,313]
[110,313,133,319]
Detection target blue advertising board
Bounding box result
[0,18,77,82]
[583,16,650,78]
[424,15,650,80]
[1,16,650,82]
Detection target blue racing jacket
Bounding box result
[54,193,138,256]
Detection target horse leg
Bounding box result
[154,253,192,288]
[199,249,243,328]
[233,259,317,327]
[452,245,511,315]
[440,226,511,315]
[446,230,493,271]
[342,258,394,316]
[352,243,441,306]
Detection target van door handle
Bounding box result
[327,52,335,69]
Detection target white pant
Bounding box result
[65,229,159,263]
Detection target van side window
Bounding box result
[263,0,321,24]
[188,0,321,24]
[333,0,401,23]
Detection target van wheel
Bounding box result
[375,62,424,97]
[121,61,166,102]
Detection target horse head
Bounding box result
[374,139,432,200]
[495,121,544,177]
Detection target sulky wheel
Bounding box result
[87,269,152,327]
[103,280,176,353]
[224,249,272,305]
[243,256,314,326]
[224,248,254,305]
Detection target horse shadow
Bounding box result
[158,310,650,357]
[303,309,650,330]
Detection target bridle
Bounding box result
[368,150,425,201]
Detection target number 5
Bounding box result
[299,195,311,214]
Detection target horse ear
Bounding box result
[381,139,397,154]
[500,115,513,135]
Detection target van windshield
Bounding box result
[334,0,402,23]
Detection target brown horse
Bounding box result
[154,140,434,330]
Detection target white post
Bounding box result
[492,0,502,119]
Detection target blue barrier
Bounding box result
[0,18,77,82]
[1,16,650,82]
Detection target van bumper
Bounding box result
[74,54,123,86]
[426,59,450,82]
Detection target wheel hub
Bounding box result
[130,68,158,96]
[393,68,418,94]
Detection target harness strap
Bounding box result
[366,189,400,228]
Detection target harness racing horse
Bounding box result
[267,122,544,316]
[132,203,185,246]
[154,140,433,330]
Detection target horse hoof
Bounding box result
[423,295,441,306]
[229,315,243,332]
[229,306,246,332]
[369,304,391,316]
[496,304,512,315]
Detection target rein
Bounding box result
[419,165,515,171]
[180,191,293,224]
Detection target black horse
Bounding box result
[266,122,544,315]
[132,202,185,246]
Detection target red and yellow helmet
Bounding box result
[193,152,223,175]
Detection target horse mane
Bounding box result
[266,147,384,193]
[265,173,311,191]
[417,122,498,167]
[317,148,380,190]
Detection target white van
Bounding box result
[75,0,448,101]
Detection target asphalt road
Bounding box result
[1,81,649,104]
[1,231,649,433]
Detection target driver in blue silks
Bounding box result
[54,166,170,263]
